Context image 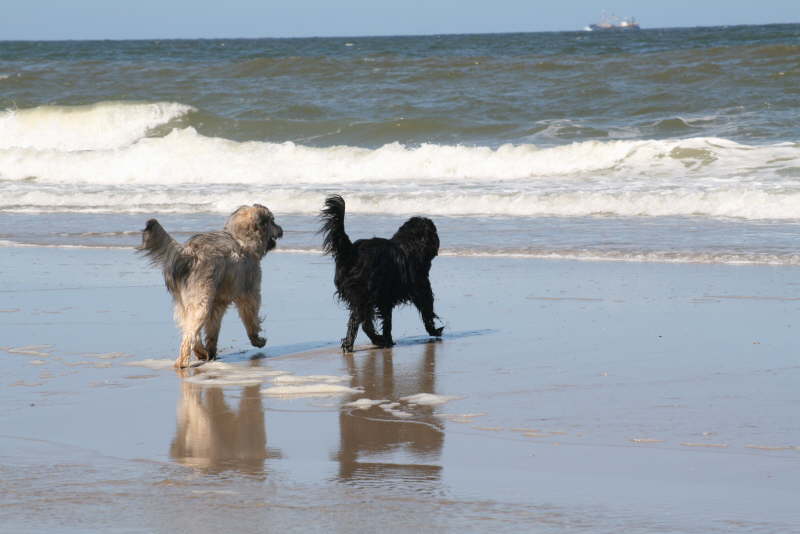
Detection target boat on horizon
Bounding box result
[585,13,641,32]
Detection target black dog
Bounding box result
[320,195,444,352]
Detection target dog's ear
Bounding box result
[225,206,261,252]
[393,217,440,260]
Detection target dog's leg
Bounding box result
[203,300,227,360]
[235,294,266,348]
[178,335,193,368]
[361,309,387,347]
[341,311,360,353]
[174,302,191,368]
[413,281,444,337]
[191,291,214,361]
[378,306,395,347]
[177,300,208,368]
[192,341,209,361]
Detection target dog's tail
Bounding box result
[319,194,353,262]
[138,219,193,294]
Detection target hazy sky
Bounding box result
[2,0,798,40]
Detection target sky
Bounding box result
[1,0,798,40]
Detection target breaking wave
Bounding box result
[0,101,194,151]
[1,102,800,221]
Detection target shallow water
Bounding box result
[5,212,800,266]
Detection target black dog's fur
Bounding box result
[320,194,444,352]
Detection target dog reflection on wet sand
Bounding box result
[170,381,280,475]
[336,342,443,482]
[139,204,283,368]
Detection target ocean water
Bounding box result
[1,24,800,264]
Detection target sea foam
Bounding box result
[0,101,194,151]
[7,181,800,220]
[2,118,796,186]
[400,393,462,406]
[2,102,800,221]
[261,384,361,397]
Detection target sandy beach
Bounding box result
[1,244,799,532]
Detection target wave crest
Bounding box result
[0,101,194,151]
[5,128,793,185]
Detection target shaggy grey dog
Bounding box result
[139,205,283,368]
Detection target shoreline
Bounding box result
[2,246,799,532]
[4,240,800,268]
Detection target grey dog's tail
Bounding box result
[320,195,353,262]
[138,219,193,294]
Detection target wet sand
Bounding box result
[2,246,799,532]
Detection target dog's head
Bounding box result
[225,204,283,257]
[391,216,440,262]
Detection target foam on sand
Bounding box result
[261,383,362,397]
[271,374,349,385]
[184,364,289,387]
[122,358,175,370]
[343,398,391,410]
[379,402,414,418]
[440,412,488,424]
[680,442,729,449]
[0,345,53,357]
[82,351,131,360]
[400,393,462,406]
[120,358,353,392]
[259,373,357,397]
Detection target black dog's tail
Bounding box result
[320,195,353,262]
[138,219,193,295]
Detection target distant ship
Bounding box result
[585,13,640,31]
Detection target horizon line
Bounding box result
[1,21,797,43]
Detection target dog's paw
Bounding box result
[430,326,444,337]
[340,339,354,353]
[193,344,210,360]
[250,335,266,348]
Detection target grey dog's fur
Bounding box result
[139,205,283,368]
